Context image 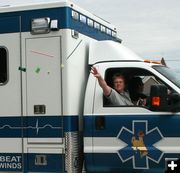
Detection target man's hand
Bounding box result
[91,66,101,79]
[90,66,111,96]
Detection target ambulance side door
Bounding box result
[0,16,23,172]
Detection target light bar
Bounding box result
[144,60,161,64]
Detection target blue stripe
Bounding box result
[24,116,63,138]
[1,114,179,138]
[85,153,180,173]
[64,116,79,132]
[0,153,63,172]
[84,115,180,137]
[24,153,63,173]
[0,16,20,33]
[0,115,78,138]
[0,116,62,138]
[0,7,117,41]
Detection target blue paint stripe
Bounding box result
[24,116,63,138]
[0,115,78,138]
[85,153,180,173]
[0,7,117,41]
[0,153,63,172]
[25,153,63,173]
[1,114,179,138]
[0,16,20,33]
[84,115,180,137]
[64,116,79,132]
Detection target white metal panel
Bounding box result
[28,147,63,154]
[62,29,94,115]
[154,138,180,153]
[0,33,21,116]
[21,30,64,121]
[26,37,61,116]
[0,30,22,170]
[89,41,143,65]
[27,138,63,144]
[83,74,96,115]
[85,137,180,154]
[84,137,126,154]
[0,138,64,153]
[0,138,22,153]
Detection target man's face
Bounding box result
[113,77,125,92]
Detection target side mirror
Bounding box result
[150,85,168,111]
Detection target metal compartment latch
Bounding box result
[34,105,46,114]
[35,155,47,166]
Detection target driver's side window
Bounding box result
[103,67,172,108]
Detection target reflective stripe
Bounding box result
[84,137,180,154]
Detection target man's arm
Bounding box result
[91,66,111,96]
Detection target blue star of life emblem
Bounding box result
[117,120,164,169]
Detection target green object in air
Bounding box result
[35,67,41,74]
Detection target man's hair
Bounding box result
[112,73,125,83]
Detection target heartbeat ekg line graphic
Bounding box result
[0,119,62,135]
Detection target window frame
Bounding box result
[103,67,174,108]
[93,63,179,115]
[0,46,9,86]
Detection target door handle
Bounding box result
[95,116,105,130]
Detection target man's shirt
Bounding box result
[106,89,133,106]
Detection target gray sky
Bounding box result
[1,0,180,70]
[73,0,180,70]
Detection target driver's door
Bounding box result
[91,63,180,173]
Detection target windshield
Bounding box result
[153,65,180,88]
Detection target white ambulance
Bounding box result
[0,0,179,173]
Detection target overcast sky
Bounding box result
[1,0,180,70]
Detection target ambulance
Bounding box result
[0,0,179,173]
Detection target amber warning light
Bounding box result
[152,97,161,106]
